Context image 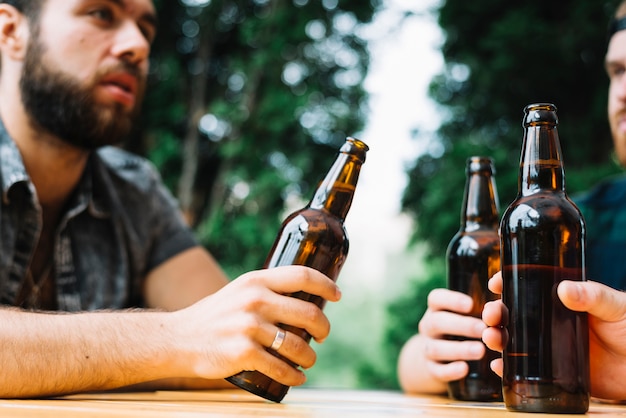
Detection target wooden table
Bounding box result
[0,387,624,417]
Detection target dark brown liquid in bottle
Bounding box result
[500,104,589,413]
[225,138,368,402]
[446,157,502,401]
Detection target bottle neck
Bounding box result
[519,123,565,195]
[461,161,500,230]
[309,139,366,220]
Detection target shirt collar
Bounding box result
[0,118,109,218]
[0,118,30,205]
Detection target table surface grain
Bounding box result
[0,387,622,417]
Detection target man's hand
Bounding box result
[169,265,341,387]
[482,272,626,401]
[398,288,487,394]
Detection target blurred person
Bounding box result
[575,0,626,292]
[398,0,626,395]
[0,0,341,398]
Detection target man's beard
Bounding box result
[19,36,146,150]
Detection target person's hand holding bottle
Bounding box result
[483,272,626,401]
[398,288,488,394]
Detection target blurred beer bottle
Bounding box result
[446,156,503,401]
[499,103,589,413]
[225,137,369,403]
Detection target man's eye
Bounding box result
[90,8,114,22]
[139,25,156,44]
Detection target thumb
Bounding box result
[558,280,626,322]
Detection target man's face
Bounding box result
[19,0,157,150]
[607,30,626,166]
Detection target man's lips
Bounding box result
[98,72,139,108]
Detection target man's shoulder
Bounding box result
[574,174,626,210]
[94,146,161,191]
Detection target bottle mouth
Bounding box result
[523,103,558,127]
[341,137,369,162]
[467,156,495,175]
[346,137,369,151]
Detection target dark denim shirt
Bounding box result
[574,174,626,291]
[0,121,198,311]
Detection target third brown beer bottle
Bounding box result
[225,137,368,403]
[446,156,503,401]
[500,103,590,413]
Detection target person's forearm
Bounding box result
[0,307,180,398]
[397,334,447,395]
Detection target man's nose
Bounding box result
[111,20,151,67]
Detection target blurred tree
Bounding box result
[368,0,626,390]
[404,0,624,258]
[132,0,380,277]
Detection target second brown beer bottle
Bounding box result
[225,137,368,403]
[499,103,589,413]
[446,156,503,401]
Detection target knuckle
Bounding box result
[427,289,444,306]
[267,361,291,382]
[230,339,257,363]
[418,314,435,335]
[302,304,324,324]
[240,289,266,312]
[289,334,310,354]
[299,349,317,369]
[423,340,435,358]
[238,315,262,336]
[294,266,314,286]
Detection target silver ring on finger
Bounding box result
[270,329,286,351]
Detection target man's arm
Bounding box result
[0,308,180,397]
[0,265,340,398]
[143,246,229,311]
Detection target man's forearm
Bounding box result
[0,307,178,398]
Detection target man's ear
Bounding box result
[0,4,29,61]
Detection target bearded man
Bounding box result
[0,0,340,398]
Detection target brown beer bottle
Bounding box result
[446,156,503,401]
[499,103,589,413]
[225,137,368,403]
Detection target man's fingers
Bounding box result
[419,311,486,339]
[558,280,626,322]
[427,360,470,383]
[423,339,486,362]
[242,266,341,302]
[482,326,507,352]
[427,288,474,313]
[489,358,503,378]
[482,300,507,327]
[488,271,503,294]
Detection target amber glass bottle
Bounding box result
[499,103,589,413]
[446,156,503,401]
[225,137,368,403]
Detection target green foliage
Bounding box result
[136,0,380,276]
